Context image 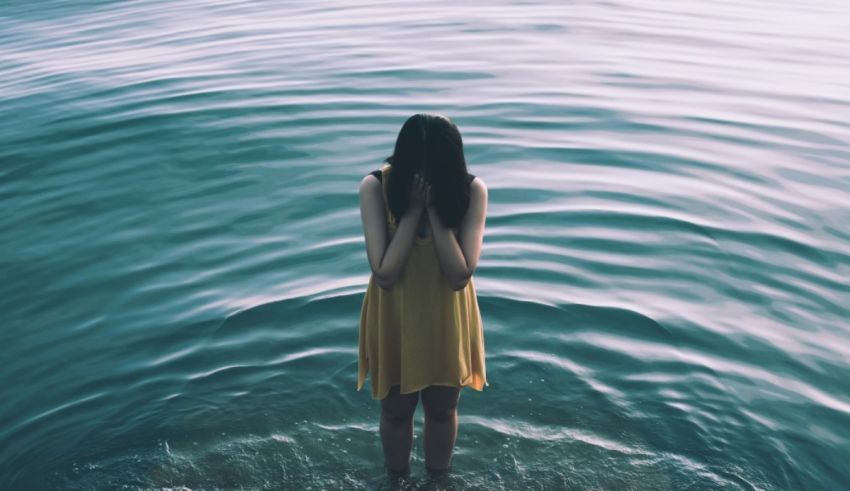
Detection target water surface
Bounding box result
[1,0,849,489]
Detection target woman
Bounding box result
[356,113,489,475]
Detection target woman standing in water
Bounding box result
[356,113,489,475]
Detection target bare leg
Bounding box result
[380,385,419,474]
[421,385,461,472]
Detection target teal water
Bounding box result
[2,0,849,489]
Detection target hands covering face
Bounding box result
[410,173,430,210]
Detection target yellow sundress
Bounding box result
[357,163,489,400]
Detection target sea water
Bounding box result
[1,0,849,489]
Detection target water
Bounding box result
[1,0,849,489]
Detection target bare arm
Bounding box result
[427,177,488,291]
[359,174,426,291]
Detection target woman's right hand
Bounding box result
[409,173,428,211]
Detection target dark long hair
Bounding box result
[384,113,471,229]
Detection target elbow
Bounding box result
[370,262,396,291]
[450,280,468,292]
[449,271,472,292]
[374,271,395,291]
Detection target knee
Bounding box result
[381,387,417,426]
[425,407,456,423]
[423,402,457,423]
[381,405,415,426]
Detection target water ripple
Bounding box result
[2,0,850,488]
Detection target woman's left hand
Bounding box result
[424,183,434,209]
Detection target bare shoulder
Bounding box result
[359,174,381,194]
[470,176,488,201]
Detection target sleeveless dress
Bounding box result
[357,163,489,400]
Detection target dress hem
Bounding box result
[358,378,488,401]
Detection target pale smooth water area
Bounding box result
[1,0,849,489]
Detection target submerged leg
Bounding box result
[421,384,461,472]
[379,385,419,473]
